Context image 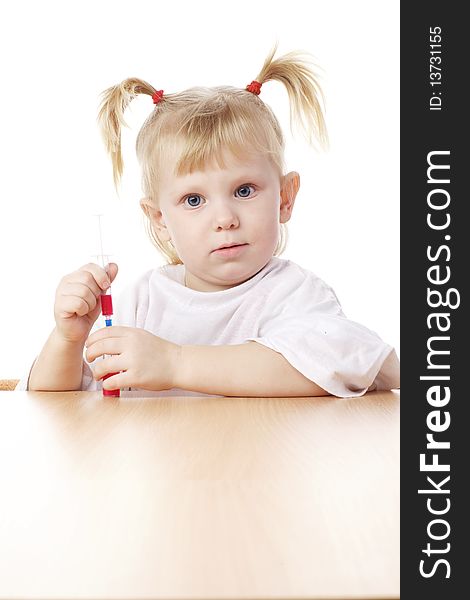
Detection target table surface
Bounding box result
[0,390,399,600]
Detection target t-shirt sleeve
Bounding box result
[245,270,400,398]
[15,359,35,390]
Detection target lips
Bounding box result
[212,243,249,258]
[213,243,247,252]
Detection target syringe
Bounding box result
[95,214,120,398]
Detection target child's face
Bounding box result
[142,149,299,292]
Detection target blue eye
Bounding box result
[236,185,255,198]
[184,195,204,208]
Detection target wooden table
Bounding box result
[0,390,399,599]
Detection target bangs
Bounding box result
[137,86,285,202]
[173,103,283,176]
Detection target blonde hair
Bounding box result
[97,43,328,264]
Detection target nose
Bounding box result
[212,202,240,231]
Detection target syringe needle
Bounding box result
[96,214,106,271]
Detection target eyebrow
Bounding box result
[174,168,267,189]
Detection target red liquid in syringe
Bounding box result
[100,291,120,397]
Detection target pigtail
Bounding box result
[254,42,329,149]
[97,78,157,189]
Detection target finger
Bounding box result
[61,283,98,313]
[92,356,124,380]
[74,263,113,293]
[102,371,128,391]
[86,326,129,348]
[86,337,123,362]
[105,262,119,284]
[57,295,94,318]
[59,272,100,299]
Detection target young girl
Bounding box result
[21,45,399,398]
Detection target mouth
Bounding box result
[212,243,249,257]
[213,243,247,252]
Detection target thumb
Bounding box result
[106,262,119,284]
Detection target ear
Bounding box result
[140,197,172,242]
[279,171,300,223]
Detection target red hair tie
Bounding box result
[152,90,164,104]
[246,80,262,95]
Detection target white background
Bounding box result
[0,0,399,379]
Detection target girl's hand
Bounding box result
[85,326,181,391]
[54,263,118,344]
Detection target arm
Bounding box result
[86,329,328,397]
[177,341,329,397]
[29,263,118,391]
[29,328,85,391]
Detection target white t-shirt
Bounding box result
[18,257,400,398]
